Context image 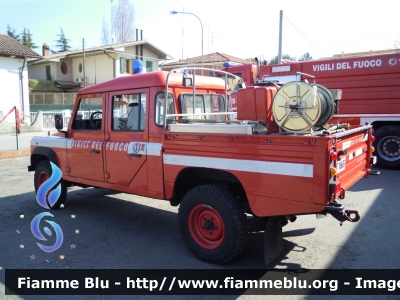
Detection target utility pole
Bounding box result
[278,10,283,64]
[182,6,184,60]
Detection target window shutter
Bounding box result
[120,57,125,74]
[146,61,153,72]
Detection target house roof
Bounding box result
[0,33,42,58]
[29,39,173,62]
[160,52,252,67]
[54,80,81,92]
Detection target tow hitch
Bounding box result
[324,202,360,225]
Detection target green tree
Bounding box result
[6,23,19,41]
[299,52,313,61]
[268,54,296,65]
[246,57,268,65]
[55,28,72,52]
[20,27,37,49]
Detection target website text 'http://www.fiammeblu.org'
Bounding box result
[5,269,400,296]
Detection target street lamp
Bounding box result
[170,10,203,75]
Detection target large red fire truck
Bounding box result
[28,68,374,264]
[223,51,400,168]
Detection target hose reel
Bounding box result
[272,81,339,132]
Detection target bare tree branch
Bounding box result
[111,0,135,44]
[395,37,400,49]
[101,16,110,46]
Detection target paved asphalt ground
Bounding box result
[0,156,399,300]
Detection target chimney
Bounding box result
[42,43,50,57]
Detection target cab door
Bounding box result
[104,89,149,189]
[67,94,105,181]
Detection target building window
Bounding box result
[45,65,51,80]
[125,59,131,74]
[146,61,153,72]
[120,57,132,74]
[61,62,68,74]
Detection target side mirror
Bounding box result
[55,114,63,130]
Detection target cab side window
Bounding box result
[72,97,102,130]
[155,92,175,126]
[112,93,146,131]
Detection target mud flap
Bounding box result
[264,216,283,265]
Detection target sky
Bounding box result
[1,0,400,63]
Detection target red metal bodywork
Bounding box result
[29,71,373,219]
[224,52,400,122]
[261,52,400,116]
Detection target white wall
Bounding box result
[73,53,114,85]
[28,61,57,81]
[142,48,159,72]
[115,45,160,77]
[56,58,73,81]
[0,57,29,123]
[27,44,163,88]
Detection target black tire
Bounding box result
[178,185,248,264]
[34,160,67,209]
[373,125,400,169]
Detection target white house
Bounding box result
[28,39,173,89]
[0,33,42,124]
[160,52,252,75]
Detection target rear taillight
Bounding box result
[329,181,341,196]
[330,151,337,161]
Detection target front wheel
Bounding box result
[34,160,67,209]
[373,125,400,169]
[178,185,248,264]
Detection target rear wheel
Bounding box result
[178,185,248,264]
[34,160,67,209]
[374,125,400,169]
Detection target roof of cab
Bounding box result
[78,71,227,95]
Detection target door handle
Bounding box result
[129,153,142,157]
[90,149,100,154]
